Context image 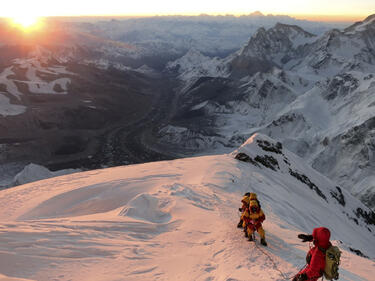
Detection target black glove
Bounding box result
[292,273,308,281]
[298,234,313,242]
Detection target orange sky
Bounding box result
[1,0,373,22]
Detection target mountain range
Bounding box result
[0,14,374,211]
[159,15,375,210]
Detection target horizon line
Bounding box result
[0,12,370,23]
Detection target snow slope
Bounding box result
[0,134,374,281]
[12,163,80,186]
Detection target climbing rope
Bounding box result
[253,239,294,280]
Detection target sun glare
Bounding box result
[11,16,41,30]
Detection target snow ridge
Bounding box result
[0,134,373,280]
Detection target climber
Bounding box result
[293,227,336,281]
[242,195,267,246]
[237,192,251,228]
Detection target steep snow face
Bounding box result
[240,23,316,60]
[226,23,317,78]
[0,134,374,281]
[256,70,375,208]
[294,17,375,76]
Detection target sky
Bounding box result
[1,0,374,21]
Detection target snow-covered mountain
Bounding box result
[228,23,317,77]
[166,48,228,91]
[157,15,375,209]
[0,134,373,280]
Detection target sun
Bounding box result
[10,15,41,30]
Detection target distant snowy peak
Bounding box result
[249,11,264,17]
[167,48,227,83]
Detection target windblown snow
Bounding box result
[0,134,373,281]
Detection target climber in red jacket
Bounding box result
[293,227,332,281]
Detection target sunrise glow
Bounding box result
[10,15,42,31]
[0,0,373,22]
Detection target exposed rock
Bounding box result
[254,155,280,171]
[289,169,327,201]
[256,139,283,154]
[234,152,259,167]
[349,247,369,258]
[355,208,375,226]
[330,186,346,206]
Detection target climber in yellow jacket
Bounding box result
[242,195,267,246]
[237,192,251,228]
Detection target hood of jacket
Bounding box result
[241,196,250,205]
[312,227,331,249]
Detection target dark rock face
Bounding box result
[254,155,280,171]
[289,169,327,201]
[234,152,259,167]
[349,247,369,258]
[330,186,346,206]
[323,74,359,100]
[228,56,275,78]
[257,139,283,154]
[270,113,304,127]
[355,208,375,226]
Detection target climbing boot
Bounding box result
[237,220,243,228]
[248,235,254,242]
[260,238,268,246]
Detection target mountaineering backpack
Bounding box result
[323,245,341,280]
